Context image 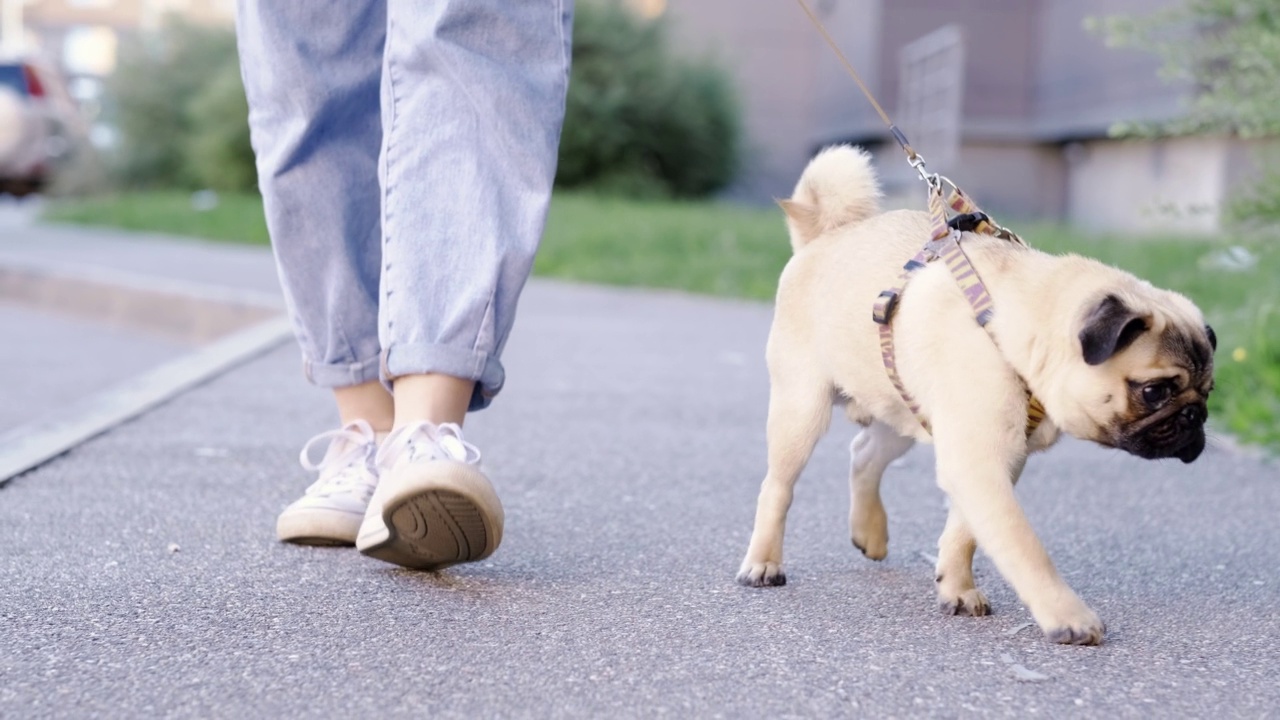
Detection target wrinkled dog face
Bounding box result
[1076,293,1216,463]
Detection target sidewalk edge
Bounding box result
[0,316,293,486]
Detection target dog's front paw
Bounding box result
[849,499,888,560]
[1035,598,1105,645]
[736,561,786,587]
[938,587,990,617]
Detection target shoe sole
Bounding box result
[357,463,503,571]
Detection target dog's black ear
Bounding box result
[1080,294,1149,365]
[1205,324,1217,351]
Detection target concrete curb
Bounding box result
[0,258,293,485]
[0,261,281,344]
[0,316,293,485]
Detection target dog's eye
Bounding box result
[1142,383,1172,407]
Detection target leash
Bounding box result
[794,0,1045,437]
[793,0,927,183]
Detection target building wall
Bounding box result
[879,0,1040,139]
[1035,0,1185,138]
[21,0,234,77]
[1065,136,1232,233]
[869,139,1066,221]
[655,0,1250,234]
[27,0,234,30]
[810,0,885,145]
[956,141,1068,220]
[25,0,148,30]
[1223,138,1274,198]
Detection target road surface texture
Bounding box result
[0,302,188,433]
[1,225,1277,717]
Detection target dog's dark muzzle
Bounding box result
[1120,403,1208,464]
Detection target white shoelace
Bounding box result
[297,419,380,499]
[375,421,481,471]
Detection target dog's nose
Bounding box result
[1178,433,1206,463]
[1181,404,1206,424]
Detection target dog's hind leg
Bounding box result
[934,455,1025,617]
[737,377,832,587]
[848,421,914,560]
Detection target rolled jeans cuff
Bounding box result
[382,342,506,412]
[303,354,383,388]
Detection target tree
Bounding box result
[106,19,241,189]
[1100,0,1280,138]
[1097,0,1280,222]
[557,1,741,198]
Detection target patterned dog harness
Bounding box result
[871,180,1046,437]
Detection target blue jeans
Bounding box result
[236,0,573,411]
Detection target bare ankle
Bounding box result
[392,373,475,427]
[333,380,394,432]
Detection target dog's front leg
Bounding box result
[933,422,1104,645]
[934,506,991,617]
[737,381,832,587]
[934,454,1026,617]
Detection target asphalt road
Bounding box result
[0,301,189,434]
[1,230,1278,718]
[0,222,282,295]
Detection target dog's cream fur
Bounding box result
[738,146,1213,645]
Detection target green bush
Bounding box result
[104,5,741,198]
[1099,0,1280,139]
[557,1,741,198]
[1098,0,1280,223]
[1227,163,1280,226]
[106,19,246,190]
[185,60,256,192]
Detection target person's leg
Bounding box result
[237,0,386,397]
[335,381,395,431]
[378,0,574,416]
[357,0,574,570]
[237,0,391,545]
[392,375,473,428]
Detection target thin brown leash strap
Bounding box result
[793,0,920,163]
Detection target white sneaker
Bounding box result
[276,420,381,546]
[356,422,504,570]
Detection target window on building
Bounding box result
[627,0,666,20]
[62,26,118,77]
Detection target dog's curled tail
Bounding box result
[779,144,883,252]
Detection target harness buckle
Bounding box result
[872,290,899,325]
[947,212,990,234]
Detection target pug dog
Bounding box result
[737,145,1216,645]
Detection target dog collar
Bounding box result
[872,185,1046,438]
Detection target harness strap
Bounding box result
[1026,395,1047,436]
[873,184,1046,438]
[947,186,1027,247]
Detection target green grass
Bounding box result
[45,191,272,245]
[43,190,1280,450]
[43,191,791,299]
[538,193,788,300]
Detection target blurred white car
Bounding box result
[0,58,79,196]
